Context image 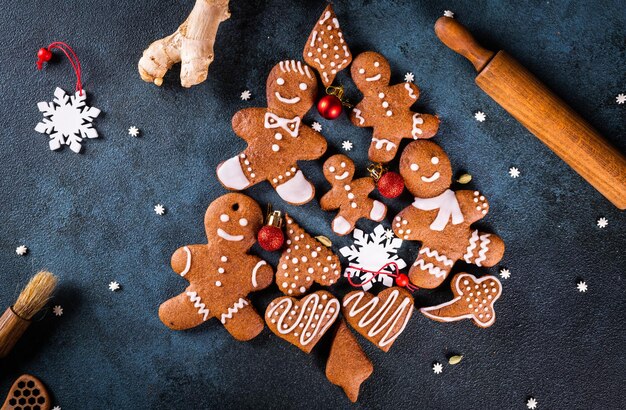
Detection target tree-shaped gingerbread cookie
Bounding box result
[350,51,439,163]
[159,193,274,341]
[320,154,387,235]
[393,141,505,289]
[217,60,327,205]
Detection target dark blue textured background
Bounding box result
[0,1,624,409]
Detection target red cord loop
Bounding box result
[36,42,83,95]
[346,262,419,292]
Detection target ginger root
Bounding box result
[138,0,230,88]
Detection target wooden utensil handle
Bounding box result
[434,16,495,72]
[0,307,30,358]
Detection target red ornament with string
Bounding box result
[368,163,405,198]
[317,85,352,120]
[347,262,418,292]
[35,42,101,153]
[258,208,285,251]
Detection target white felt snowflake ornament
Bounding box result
[433,362,443,374]
[128,126,140,137]
[474,111,486,122]
[509,167,520,178]
[499,268,511,279]
[577,281,588,293]
[616,93,626,104]
[340,224,407,291]
[404,72,415,83]
[526,397,538,409]
[53,305,64,317]
[443,10,454,18]
[342,140,353,151]
[240,90,252,101]
[154,204,166,215]
[15,245,28,256]
[35,87,101,153]
[596,217,608,228]
[312,121,322,132]
[109,281,120,291]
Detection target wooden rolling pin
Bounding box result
[435,16,626,210]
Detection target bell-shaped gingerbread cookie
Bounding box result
[421,273,502,328]
[393,140,505,289]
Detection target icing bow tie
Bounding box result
[264,113,301,137]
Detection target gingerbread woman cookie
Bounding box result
[393,141,505,289]
[350,51,439,163]
[320,154,387,236]
[158,193,274,341]
[303,4,352,87]
[217,60,327,205]
[421,273,502,328]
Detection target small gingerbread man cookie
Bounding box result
[217,60,327,205]
[393,141,505,289]
[350,51,439,163]
[320,154,387,236]
[158,193,274,341]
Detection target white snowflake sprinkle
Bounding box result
[340,225,406,291]
[35,87,101,153]
[15,245,28,256]
[404,72,415,83]
[616,93,626,104]
[527,397,538,409]
[596,217,608,228]
[128,126,140,137]
[499,268,511,279]
[342,140,353,151]
[312,121,322,132]
[433,362,443,374]
[240,90,252,101]
[474,111,486,122]
[53,305,64,317]
[443,10,454,17]
[154,204,166,215]
[52,406,61,410]
[384,229,395,240]
[509,167,520,178]
[109,281,120,292]
[577,281,588,293]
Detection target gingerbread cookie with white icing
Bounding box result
[421,273,502,328]
[342,287,414,352]
[393,141,505,289]
[303,4,352,87]
[265,291,340,353]
[277,214,341,296]
[158,193,274,341]
[320,154,386,236]
[350,51,439,163]
[217,60,327,205]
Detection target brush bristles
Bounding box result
[13,271,58,320]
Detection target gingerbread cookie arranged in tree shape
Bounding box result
[217,60,327,205]
[320,154,387,236]
[393,141,505,289]
[350,51,440,163]
[158,193,274,341]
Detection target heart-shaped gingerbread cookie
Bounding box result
[343,287,414,352]
[266,290,340,353]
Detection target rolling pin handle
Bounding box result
[435,16,495,72]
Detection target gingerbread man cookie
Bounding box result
[303,4,352,87]
[350,51,439,163]
[421,273,502,328]
[320,154,387,236]
[158,193,274,341]
[217,60,327,205]
[393,141,505,289]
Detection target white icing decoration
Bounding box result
[412,189,464,231]
[410,163,419,171]
[264,113,301,137]
[186,291,210,321]
[413,259,447,278]
[371,137,397,151]
[217,156,250,190]
[334,171,349,180]
[217,228,244,242]
[275,92,300,105]
[319,10,331,24]
[411,113,424,139]
[220,298,248,324]
[405,83,417,99]
[267,293,339,345]
[275,170,314,204]
[353,108,365,125]
[277,77,285,85]
[299,83,308,90]
[239,218,248,226]
[252,260,266,288]
[419,247,454,267]
[369,200,386,221]
[366,73,381,82]
[343,289,413,347]
[220,214,229,222]
[332,216,352,235]
[421,172,440,183]
[310,30,317,47]
[179,246,192,277]
[431,157,439,164]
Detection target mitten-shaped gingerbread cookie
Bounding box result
[320,154,386,235]
[303,4,352,87]
[393,141,505,289]
[421,273,502,328]
[217,60,327,205]
[350,51,439,163]
[159,193,274,341]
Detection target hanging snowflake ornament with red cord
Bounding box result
[257,207,285,251]
[35,42,101,153]
[368,163,405,198]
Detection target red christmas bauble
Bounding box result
[377,171,404,198]
[37,48,52,62]
[317,94,342,120]
[396,273,409,288]
[258,225,284,251]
